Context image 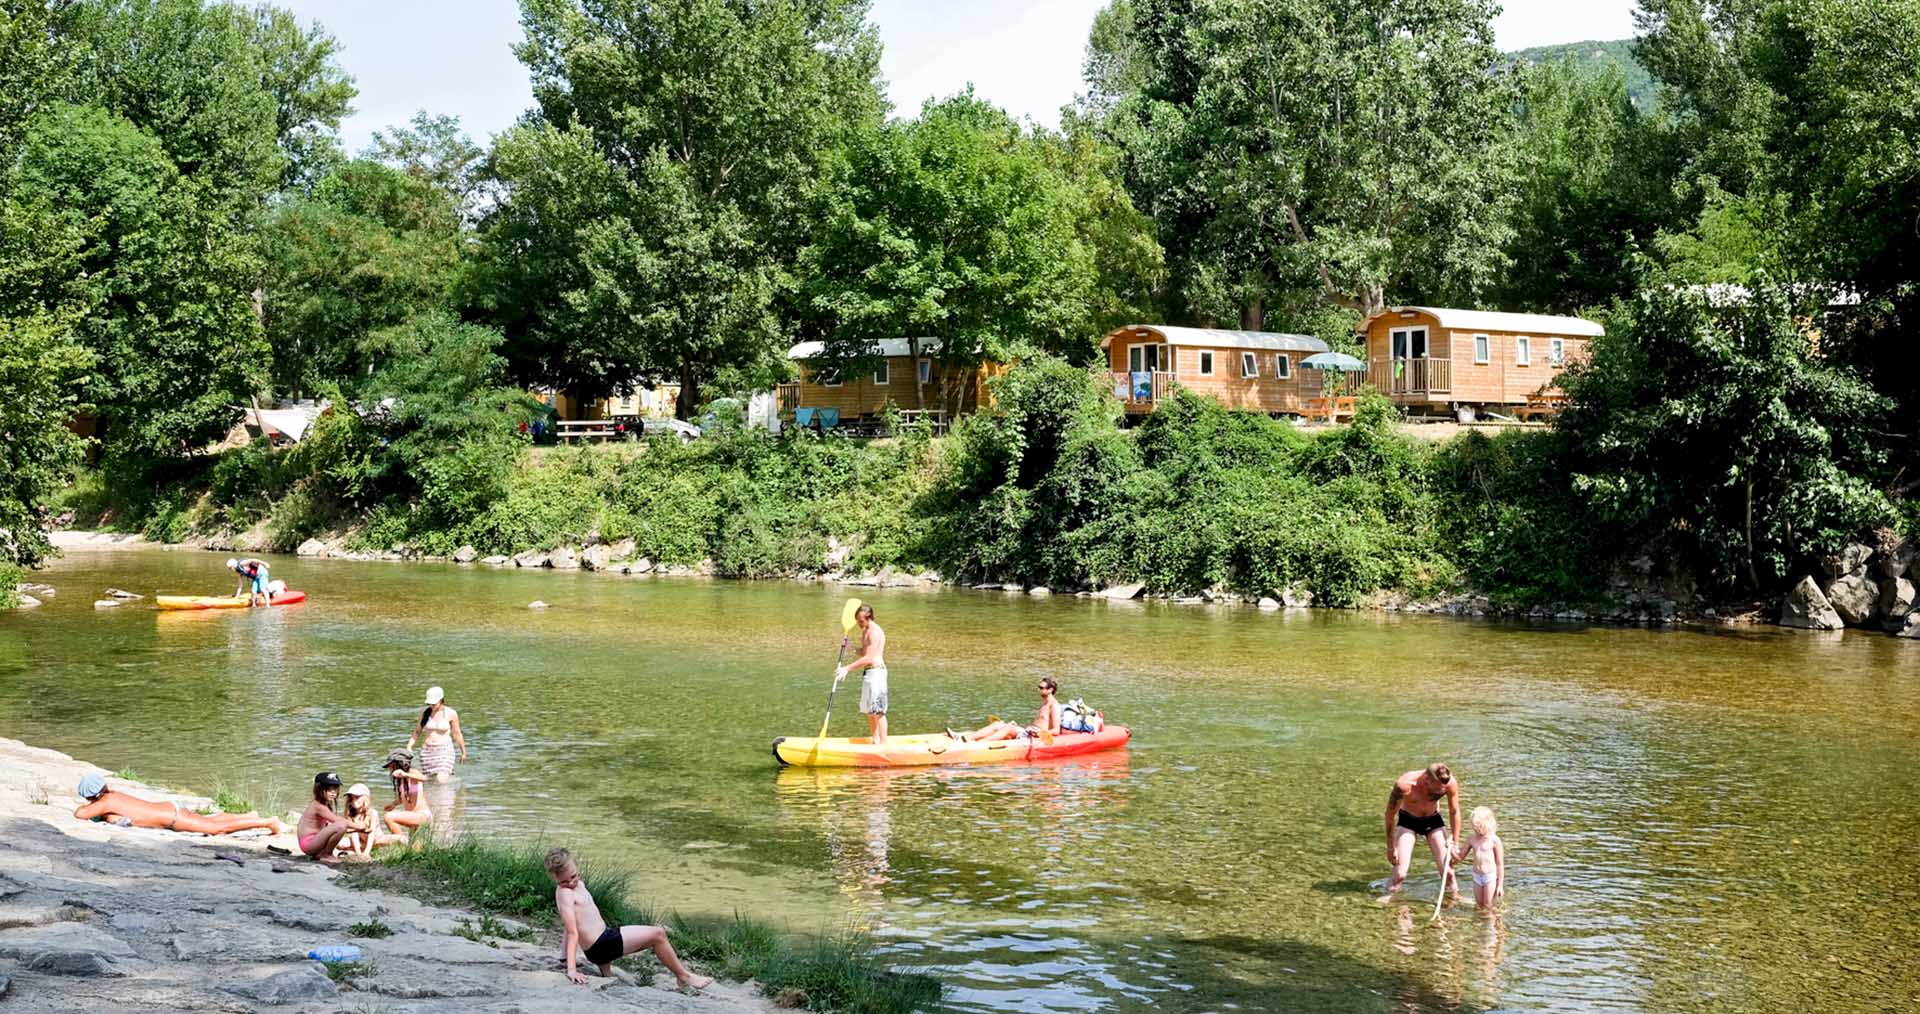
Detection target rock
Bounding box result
[549,546,581,571]
[624,558,653,575]
[527,600,549,610]
[92,599,120,609]
[1257,596,1281,611]
[0,971,8,997]
[15,594,41,609]
[579,544,613,571]
[1824,573,1880,626]
[103,588,143,600]
[1281,585,1314,609]
[608,538,636,561]
[219,963,338,1003]
[1029,586,1051,597]
[696,558,715,576]
[451,545,478,564]
[479,555,510,566]
[1879,539,1915,579]
[1900,612,1920,639]
[0,922,136,976]
[1781,575,1844,630]
[512,549,550,569]
[295,538,328,557]
[20,582,54,596]
[1882,577,1917,631]
[1820,543,1874,581]
[1102,583,1145,601]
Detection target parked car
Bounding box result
[612,414,701,442]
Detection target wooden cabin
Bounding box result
[533,385,682,421]
[1360,307,1603,417]
[780,339,1001,433]
[1103,325,1333,417]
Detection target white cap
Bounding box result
[345,783,369,797]
[225,558,239,569]
[424,686,444,705]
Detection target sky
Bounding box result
[282,0,1644,154]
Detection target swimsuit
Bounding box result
[419,708,457,776]
[859,666,889,715]
[1472,870,1495,888]
[583,926,624,965]
[1396,810,1445,836]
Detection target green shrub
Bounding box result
[0,563,20,609]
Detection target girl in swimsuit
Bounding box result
[297,773,349,864]
[1453,806,1506,910]
[407,686,467,783]
[382,749,432,835]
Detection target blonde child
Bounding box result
[1453,806,1506,910]
[543,847,712,990]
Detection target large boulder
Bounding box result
[1881,577,1917,632]
[14,594,41,609]
[1879,538,1916,580]
[1102,583,1145,601]
[0,922,136,976]
[608,538,636,561]
[623,558,653,575]
[579,544,614,571]
[451,545,478,564]
[295,538,328,557]
[512,549,550,569]
[549,546,581,571]
[219,963,338,1003]
[1780,576,1844,630]
[1281,585,1315,609]
[479,555,510,567]
[1900,612,1920,639]
[1824,573,1881,626]
[1819,543,1874,581]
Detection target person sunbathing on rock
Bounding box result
[73,773,288,836]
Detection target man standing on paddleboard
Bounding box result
[835,604,888,744]
[1380,762,1461,903]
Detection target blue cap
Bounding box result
[77,774,106,800]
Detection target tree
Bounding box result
[799,94,1143,409]
[365,112,487,224]
[1093,0,1517,324]
[260,160,466,397]
[485,0,885,416]
[0,313,92,568]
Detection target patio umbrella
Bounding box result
[1300,351,1366,372]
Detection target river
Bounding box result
[3,548,1917,1012]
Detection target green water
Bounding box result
[4,549,1918,1012]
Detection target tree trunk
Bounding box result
[676,366,700,420]
[1240,298,1265,331]
[1358,284,1386,321]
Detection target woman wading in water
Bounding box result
[407,686,467,783]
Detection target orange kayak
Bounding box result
[154,591,308,610]
[772,725,1131,767]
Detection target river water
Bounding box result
[3,549,1917,1012]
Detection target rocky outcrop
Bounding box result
[1900,612,1920,639]
[512,549,550,569]
[1781,576,1844,630]
[218,963,338,1002]
[580,544,614,571]
[1879,537,1916,580]
[1824,573,1880,626]
[549,546,581,571]
[14,594,41,609]
[295,538,328,557]
[1257,596,1281,611]
[1103,583,1145,601]
[1820,543,1875,581]
[623,558,654,575]
[1880,577,1916,632]
[451,545,478,564]
[20,582,55,597]
[479,555,510,566]
[1281,585,1314,609]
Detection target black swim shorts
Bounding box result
[1396,810,1445,837]
[584,926,623,965]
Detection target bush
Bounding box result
[0,563,20,609]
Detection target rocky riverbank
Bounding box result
[0,737,774,1013]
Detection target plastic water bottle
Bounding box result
[307,944,362,963]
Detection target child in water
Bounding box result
[543,847,712,991]
[1453,806,1506,910]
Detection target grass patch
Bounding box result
[210,782,255,814]
[348,918,393,939]
[358,839,940,1013]
[454,912,534,945]
[112,767,141,782]
[322,959,375,987]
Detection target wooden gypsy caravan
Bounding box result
[779,339,1001,433]
[1360,307,1604,419]
[1103,325,1335,417]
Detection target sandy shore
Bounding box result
[0,737,773,1012]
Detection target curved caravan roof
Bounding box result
[788,338,946,359]
[1102,325,1331,353]
[1378,307,1604,337]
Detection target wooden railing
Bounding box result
[776,382,800,413]
[1110,371,1177,408]
[1369,356,1451,395]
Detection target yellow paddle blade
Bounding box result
[841,597,862,633]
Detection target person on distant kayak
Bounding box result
[1380,762,1461,903]
[834,604,888,745]
[228,557,272,605]
[948,677,1063,742]
[73,773,288,836]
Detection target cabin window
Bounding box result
[918,359,932,384]
[872,360,890,385]
[1274,354,1291,379]
[819,367,842,387]
[1158,344,1173,375]
[1550,338,1565,366]
[1241,352,1258,378]
[1516,336,1532,366]
[1473,334,1490,364]
[1128,345,1143,373]
[1198,350,1215,376]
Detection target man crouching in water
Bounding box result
[834,604,888,744]
[1380,762,1461,903]
[544,847,711,990]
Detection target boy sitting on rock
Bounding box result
[543,847,711,990]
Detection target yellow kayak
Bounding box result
[154,591,307,610]
[772,725,1131,767]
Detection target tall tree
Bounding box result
[365,112,487,223]
[1094,0,1516,324]
[484,0,885,416]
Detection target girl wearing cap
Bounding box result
[337,783,406,856]
[382,749,432,834]
[406,686,467,783]
[297,773,349,864]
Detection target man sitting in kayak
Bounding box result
[948,677,1062,742]
[228,557,272,606]
[73,773,288,836]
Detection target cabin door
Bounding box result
[1389,328,1428,393]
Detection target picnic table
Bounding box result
[1515,391,1568,421]
[895,409,948,434]
[555,419,621,442]
[1303,394,1358,424]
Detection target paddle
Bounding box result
[810,598,863,758]
[1431,843,1456,922]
